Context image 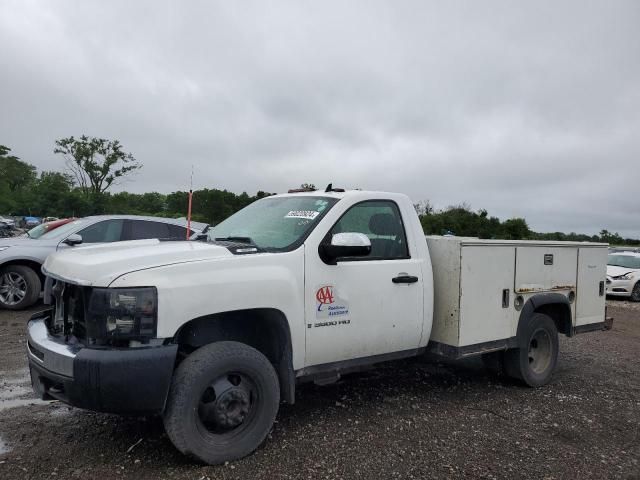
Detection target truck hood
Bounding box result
[42,239,234,286]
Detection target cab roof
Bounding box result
[275,189,408,201]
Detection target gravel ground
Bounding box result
[0,300,638,480]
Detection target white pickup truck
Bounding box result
[26,188,611,464]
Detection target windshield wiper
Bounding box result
[213,236,267,253]
[214,236,256,245]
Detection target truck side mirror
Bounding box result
[319,232,371,264]
[63,234,83,246]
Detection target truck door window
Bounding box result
[330,200,409,260]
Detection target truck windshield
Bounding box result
[608,254,640,269]
[207,196,338,251]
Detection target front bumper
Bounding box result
[27,317,177,415]
[605,277,633,297]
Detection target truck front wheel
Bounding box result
[163,341,280,465]
[504,313,559,387]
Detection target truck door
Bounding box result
[304,200,424,367]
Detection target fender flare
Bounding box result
[516,293,572,346]
[172,308,296,404]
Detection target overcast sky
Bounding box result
[1,0,639,237]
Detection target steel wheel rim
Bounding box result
[0,272,27,306]
[196,372,258,438]
[528,329,552,374]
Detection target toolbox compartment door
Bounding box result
[576,247,607,326]
[459,246,516,346]
[515,247,577,294]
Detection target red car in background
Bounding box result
[26,218,76,239]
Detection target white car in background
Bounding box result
[606,252,640,301]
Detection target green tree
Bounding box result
[0,145,38,214]
[420,203,532,240]
[501,218,530,239]
[30,171,75,217]
[599,229,623,245]
[54,136,141,197]
[0,145,37,192]
[107,191,167,215]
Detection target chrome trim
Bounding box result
[27,319,81,378]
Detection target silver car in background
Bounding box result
[0,215,207,310]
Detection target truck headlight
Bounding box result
[87,287,157,340]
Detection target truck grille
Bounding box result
[49,280,89,344]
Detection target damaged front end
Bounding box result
[27,276,177,415]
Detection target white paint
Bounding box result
[459,245,516,345]
[577,247,608,326]
[330,232,371,247]
[426,236,608,347]
[515,247,577,293]
[36,190,607,376]
[303,192,430,366]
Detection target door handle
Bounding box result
[392,275,419,284]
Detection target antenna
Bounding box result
[325,183,345,193]
[186,165,194,240]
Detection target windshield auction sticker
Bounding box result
[285,210,320,220]
[311,285,350,328]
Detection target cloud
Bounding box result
[1,0,639,236]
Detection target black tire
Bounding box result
[0,265,41,310]
[163,341,280,465]
[504,313,559,387]
[631,282,640,302]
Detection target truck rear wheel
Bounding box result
[163,341,280,465]
[504,313,558,387]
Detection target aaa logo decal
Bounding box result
[316,286,335,305]
[315,285,349,320]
